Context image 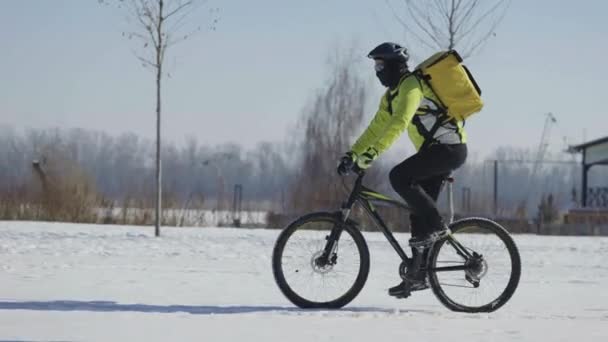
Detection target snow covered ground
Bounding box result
[0,221,607,342]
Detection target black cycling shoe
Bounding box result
[388,227,451,299]
[388,281,412,298]
[388,277,429,298]
[388,250,430,299]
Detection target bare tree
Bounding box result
[99,0,219,236]
[289,47,371,213]
[387,0,511,58]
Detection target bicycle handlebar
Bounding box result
[341,167,365,179]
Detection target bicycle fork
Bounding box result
[316,206,352,267]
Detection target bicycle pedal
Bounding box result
[391,290,411,299]
[409,282,430,291]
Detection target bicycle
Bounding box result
[272,170,521,313]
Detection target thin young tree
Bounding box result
[99,0,219,236]
[387,0,511,58]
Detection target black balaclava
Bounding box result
[376,60,407,89]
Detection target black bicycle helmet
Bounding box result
[367,42,409,63]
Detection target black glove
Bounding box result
[337,152,357,176]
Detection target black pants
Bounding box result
[389,144,467,237]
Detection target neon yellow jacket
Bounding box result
[351,74,466,155]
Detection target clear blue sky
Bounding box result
[1,0,607,158]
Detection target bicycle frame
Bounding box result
[337,171,412,262]
[320,170,474,274]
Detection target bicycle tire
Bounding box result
[272,212,370,309]
[427,217,521,313]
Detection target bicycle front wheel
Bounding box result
[272,212,370,309]
[427,218,521,313]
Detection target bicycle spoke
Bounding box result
[429,220,519,312]
[278,220,364,304]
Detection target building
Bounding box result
[568,136,608,207]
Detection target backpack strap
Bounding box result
[413,69,449,112]
[387,72,459,150]
[386,89,398,115]
[411,71,462,150]
[386,73,414,115]
[413,112,450,151]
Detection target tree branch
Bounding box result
[135,53,157,69]
[124,30,149,44]
[447,0,457,49]
[105,0,219,73]
[453,0,464,13]
[386,0,437,50]
[130,0,159,49]
[389,0,510,57]
[460,0,507,39]
[164,0,194,20]
[406,0,444,49]
[433,0,450,23]
[453,0,479,34]
[135,0,156,23]
[462,1,510,57]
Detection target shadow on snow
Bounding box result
[0,300,429,315]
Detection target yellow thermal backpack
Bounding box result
[414,50,483,121]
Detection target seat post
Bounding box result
[446,175,455,224]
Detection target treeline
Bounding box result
[0,124,602,225]
[1,50,604,227]
[0,125,292,210]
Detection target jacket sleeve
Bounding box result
[350,94,391,156]
[370,77,423,154]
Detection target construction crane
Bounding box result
[533,113,558,177]
[525,112,557,206]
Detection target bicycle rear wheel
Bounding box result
[427,218,521,313]
[272,212,370,309]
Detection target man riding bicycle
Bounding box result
[337,42,468,298]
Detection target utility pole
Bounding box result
[582,151,589,207]
[494,159,498,218]
[233,184,243,227]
